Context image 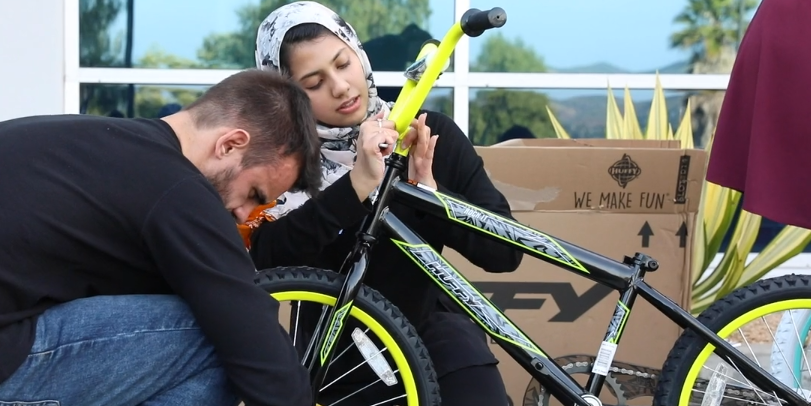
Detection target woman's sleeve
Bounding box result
[426,111,523,273]
[249,173,371,269]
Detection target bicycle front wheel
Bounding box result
[654,274,811,406]
[256,266,440,406]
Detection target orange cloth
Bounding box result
[236,202,278,249]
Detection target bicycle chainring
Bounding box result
[521,354,781,406]
[521,354,660,406]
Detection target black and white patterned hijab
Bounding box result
[255,1,393,218]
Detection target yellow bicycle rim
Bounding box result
[679,299,811,406]
[272,291,420,406]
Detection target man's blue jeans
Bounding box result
[0,294,241,406]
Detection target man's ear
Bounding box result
[214,129,251,159]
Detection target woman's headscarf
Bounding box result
[255,1,394,219]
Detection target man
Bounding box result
[0,69,326,405]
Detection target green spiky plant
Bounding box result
[545,74,811,314]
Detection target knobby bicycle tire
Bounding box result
[255,266,441,406]
[654,274,811,406]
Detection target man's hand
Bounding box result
[349,112,398,201]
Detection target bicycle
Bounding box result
[251,5,811,406]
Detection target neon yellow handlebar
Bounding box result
[386,7,507,157]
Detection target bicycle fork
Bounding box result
[301,240,373,402]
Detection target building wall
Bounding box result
[0,1,65,121]
[1,0,808,274]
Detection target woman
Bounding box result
[706,0,811,229]
[249,1,522,404]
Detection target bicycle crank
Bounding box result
[521,354,659,406]
[521,354,772,406]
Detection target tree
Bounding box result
[470,32,546,73]
[79,0,433,118]
[130,46,205,118]
[468,89,556,146]
[435,32,555,145]
[197,0,431,69]
[79,0,127,115]
[670,0,758,70]
[80,0,124,68]
[137,45,203,69]
[134,86,202,118]
[670,0,759,147]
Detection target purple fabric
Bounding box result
[706,0,811,229]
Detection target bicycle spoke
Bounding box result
[260,268,438,406]
[761,315,793,401]
[732,326,774,404]
[320,346,390,391]
[690,387,776,406]
[292,301,301,346]
[688,309,811,406]
[697,362,776,404]
[369,394,407,406]
[327,327,372,369]
[301,305,330,367]
[788,310,811,391]
[328,369,401,406]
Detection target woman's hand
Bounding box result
[349,112,398,201]
[402,113,438,188]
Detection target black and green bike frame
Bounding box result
[289,7,808,406]
[301,152,810,406]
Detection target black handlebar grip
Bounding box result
[460,7,507,37]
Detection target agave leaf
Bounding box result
[691,186,741,296]
[691,215,708,285]
[693,273,726,305]
[692,283,723,315]
[691,243,739,314]
[690,152,711,285]
[715,210,762,298]
[623,87,644,140]
[691,301,710,316]
[739,226,811,287]
[696,134,740,270]
[645,73,669,140]
[546,105,572,139]
[606,86,625,140]
[703,185,741,267]
[692,266,726,301]
[692,243,731,299]
[675,99,694,149]
[691,133,741,297]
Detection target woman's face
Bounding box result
[286,33,369,127]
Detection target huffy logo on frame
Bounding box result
[607,154,641,188]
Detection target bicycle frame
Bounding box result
[300,7,811,406]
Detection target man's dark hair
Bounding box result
[279,23,333,75]
[184,69,322,197]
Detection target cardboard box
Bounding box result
[442,138,704,406]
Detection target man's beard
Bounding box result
[206,167,237,208]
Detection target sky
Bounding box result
[118,0,700,73]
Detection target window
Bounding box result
[72,1,805,261]
[467,87,723,148]
[80,84,207,118]
[468,0,760,75]
[79,0,455,71]
[81,84,452,119]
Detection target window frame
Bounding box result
[64,0,731,134]
[63,0,811,275]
